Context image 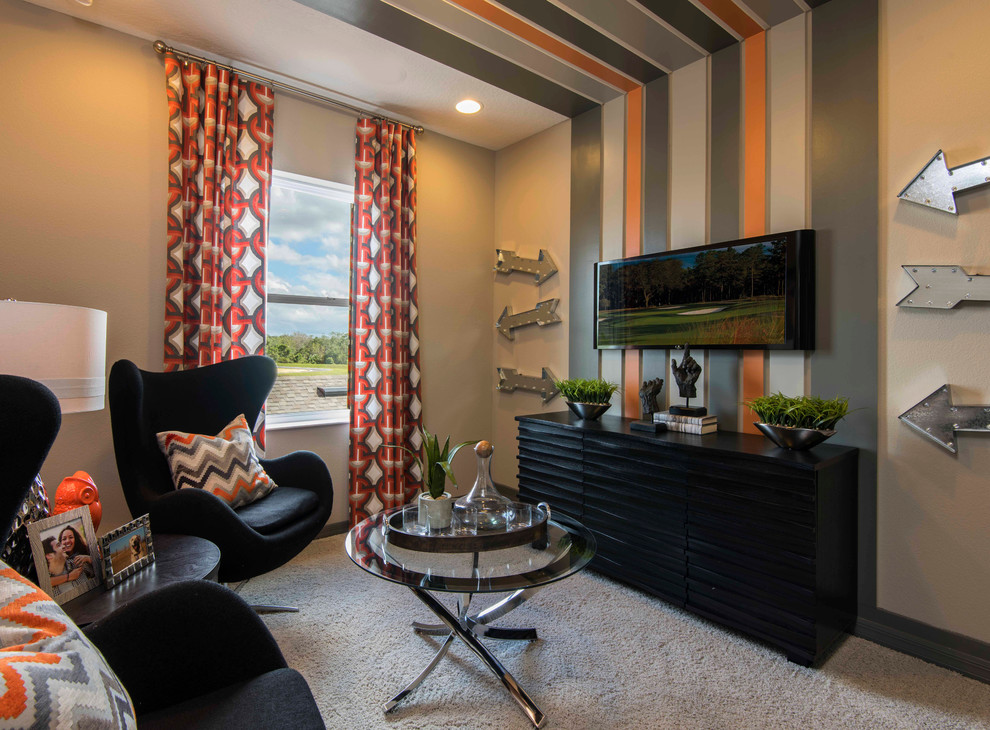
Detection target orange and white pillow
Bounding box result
[0,563,136,728]
[157,415,277,509]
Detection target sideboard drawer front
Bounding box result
[687,551,815,605]
[518,421,583,448]
[687,591,816,659]
[592,541,687,605]
[688,510,815,556]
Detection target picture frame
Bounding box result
[27,506,102,605]
[99,514,155,588]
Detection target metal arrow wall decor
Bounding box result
[496,367,559,403]
[496,299,561,340]
[494,249,558,284]
[897,265,990,308]
[898,149,990,214]
[898,384,990,454]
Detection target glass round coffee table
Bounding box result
[345,506,596,729]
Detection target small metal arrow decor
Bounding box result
[494,249,558,284]
[898,149,990,214]
[898,384,990,453]
[496,367,559,403]
[496,299,561,340]
[897,265,990,308]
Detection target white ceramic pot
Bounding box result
[417,491,453,530]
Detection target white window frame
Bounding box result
[266,170,352,430]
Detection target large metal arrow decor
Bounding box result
[898,384,990,454]
[494,249,558,284]
[496,299,561,340]
[897,265,990,308]
[898,149,990,214]
[496,367,559,403]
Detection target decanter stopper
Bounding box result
[453,440,512,531]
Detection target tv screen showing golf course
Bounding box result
[595,230,815,350]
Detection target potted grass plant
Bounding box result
[401,427,478,529]
[744,393,851,450]
[555,378,620,421]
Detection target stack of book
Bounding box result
[652,410,717,434]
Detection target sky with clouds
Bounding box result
[267,184,350,336]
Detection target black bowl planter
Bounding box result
[754,422,836,450]
[566,401,611,421]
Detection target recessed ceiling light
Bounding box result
[455,99,482,114]
[75,0,93,5]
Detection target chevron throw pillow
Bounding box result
[0,562,136,728]
[157,415,277,509]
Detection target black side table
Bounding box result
[63,533,220,627]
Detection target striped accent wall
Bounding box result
[582,11,819,428]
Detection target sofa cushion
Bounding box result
[0,563,136,728]
[234,488,319,535]
[157,414,277,509]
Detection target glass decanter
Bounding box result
[453,441,512,531]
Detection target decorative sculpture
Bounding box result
[670,345,707,416]
[898,149,990,214]
[495,367,559,403]
[897,265,990,309]
[496,299,562,340]
[494,249,558,285]
[53,470,102,531]
[898,384,990,454]
[639,378,664,417]
[630,378,666,433]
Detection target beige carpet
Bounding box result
[240,535,990,729]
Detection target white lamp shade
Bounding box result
[0,301,108,413]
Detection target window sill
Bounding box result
[267,411,349,431]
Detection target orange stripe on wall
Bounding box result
[623,87,643,417]
[447,0,639,93]
[695,0,763,39]
[743,32,766,238]
[741,32,767,432]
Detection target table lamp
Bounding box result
[0,300,107,576]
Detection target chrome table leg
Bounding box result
[409,587,546,728]
[383,632,456,713]
[412,585,543,639]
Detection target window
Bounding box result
[266,170,352,427]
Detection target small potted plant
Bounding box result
[744,393,851,450]
[555,378,620,421]
[402,427,478,529]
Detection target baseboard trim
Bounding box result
[855,609,990,683]
[317,521,349,539]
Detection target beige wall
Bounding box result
[1,1,164,533]
[879,0,990,641]
[491,122,571,487]
[417,133,496,493]
[0,0,496,532]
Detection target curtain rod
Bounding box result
[152,40,425,134]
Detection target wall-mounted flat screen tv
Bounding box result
[595,229,814,350]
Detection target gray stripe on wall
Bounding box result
[707,44,743,426]
[569,107,603,379]
[744,0,802,27]
[642,76,669,385]
[810,0,879,611]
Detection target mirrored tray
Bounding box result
[383,503,549,553]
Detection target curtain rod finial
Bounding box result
[153,40,168,55]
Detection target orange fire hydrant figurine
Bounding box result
[53,470,102,531]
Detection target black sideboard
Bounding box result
[515,411,858,666]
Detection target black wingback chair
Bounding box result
[108,357,333,583]
[0,374,324,728]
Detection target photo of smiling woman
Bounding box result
[28,507,101,604]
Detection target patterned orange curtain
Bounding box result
[163,53,274,446]
[348,119,422,526]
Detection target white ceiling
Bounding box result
[22,0,567,150]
